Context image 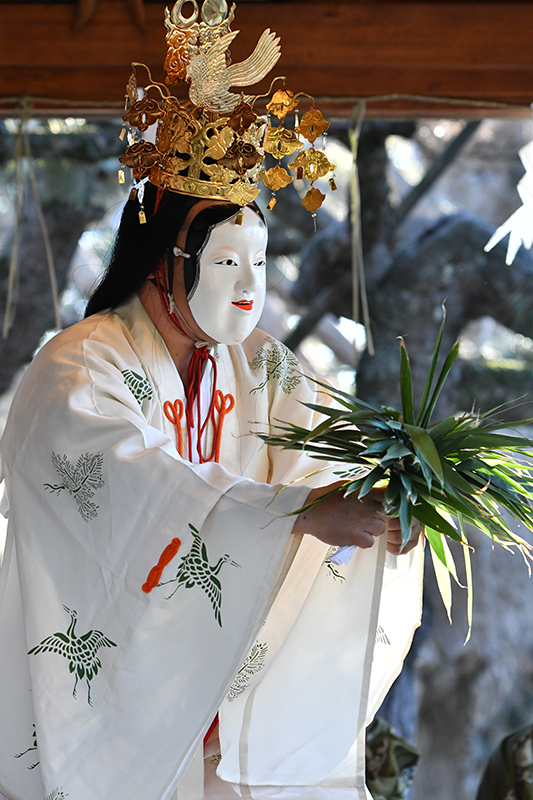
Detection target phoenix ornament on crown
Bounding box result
[119,0,336,214]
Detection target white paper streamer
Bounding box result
[328,545,357,565]
[485,139,533,265]
[330,548,400,568]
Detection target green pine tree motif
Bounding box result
[14,724,39,770]
[122,369,153,405]
[28,606,117,706]
[323,547,347,582]
[248,337,301,394]
[157,524,240,626]
[227,642,268,701]
[44,452,104,522]
[44,788,69,800]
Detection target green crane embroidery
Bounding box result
[227,642,268,701]
[44,452,104,522]
[28,606,117,706]
[248,336,301,394]
[158,524,240,626]
[122,369,153,405]
[14,724,39,770]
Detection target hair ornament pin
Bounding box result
[173,246,191,258]
[119,0,336,222]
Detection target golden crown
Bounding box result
[119,0,336,217]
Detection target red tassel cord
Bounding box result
[185,344,219,463]
[213,390,235,464]
[152,186,164,217]
[164,399,184,458]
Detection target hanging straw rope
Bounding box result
[349,101,375,357]
[3,101,61,338]
[3,118,25,339]
[22,124,61,331]
[0,92,531,114]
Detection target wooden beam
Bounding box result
[1,3,533,116]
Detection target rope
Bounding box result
[22,125,61,331]
[2,117,24,339]
[0,95,124,111]
[164,399,184,457]
[320,94,533,112]
[0,93,531,116]
[349,101,374,357]
[213,390,235,464]
[186,344,219,464]
[3,100,61,338]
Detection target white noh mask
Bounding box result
[188,207,267,345]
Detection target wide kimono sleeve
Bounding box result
[0,319,310,800]
[217,335,424,798]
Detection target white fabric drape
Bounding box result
[0,297,423,800]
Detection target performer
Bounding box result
[0,4,423,799]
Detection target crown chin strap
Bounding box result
[155,260,229,463]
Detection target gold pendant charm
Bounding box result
[118,169,125,184]
[138,209,147,224]
[129,187,138,201]
[301,187,326,213]
[329,176,338,191]
[119,127,126,141]
[235,209,244,225]
[289,149,336,183]
[295,108,330,144]
[267,194,277,210]
[296,166,303,181]
[259,165,292,191]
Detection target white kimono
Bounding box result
[0,297,423,800]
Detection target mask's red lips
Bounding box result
[232,300,254,311]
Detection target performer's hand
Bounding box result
[293,483,422,554]
[385,515,422,555]
[293,483,387,548]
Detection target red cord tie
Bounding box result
[214,390,235,464]
[163,387,235,464]
[164,399,184,458]
[155,259,234,463]
[204,714,219,747]
[142,537,182,593]
[186,344,220,463]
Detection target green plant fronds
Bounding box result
[261,317,533,633]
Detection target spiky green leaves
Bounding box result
[261,309,533,634]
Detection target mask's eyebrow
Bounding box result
[209,246,238,257]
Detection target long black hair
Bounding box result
[85,182,265,317]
